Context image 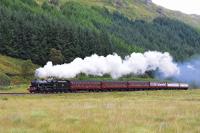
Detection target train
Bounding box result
[28,80,189,93]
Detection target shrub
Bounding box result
[0,72,11,87]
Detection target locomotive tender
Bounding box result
[28,80,189,93]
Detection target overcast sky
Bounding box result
[152,0,200,15]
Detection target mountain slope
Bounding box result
[0,0,200,65]
[56,0,200,29]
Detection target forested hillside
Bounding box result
[0,0,200,65]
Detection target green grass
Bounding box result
[0,90,200,132]
[0,54,25,75]
[0,55,38,85]
[0,84,29,93]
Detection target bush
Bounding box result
[0,72,11,87]
[21,59,34,78]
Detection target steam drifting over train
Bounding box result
[29,51,193,93]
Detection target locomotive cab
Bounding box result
[28,80,48,93]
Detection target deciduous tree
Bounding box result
[49,48,64,65]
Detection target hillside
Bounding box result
[57,0,200,29]
[0,0,200,65]
[0,55,37,86]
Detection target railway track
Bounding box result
[0,89,188,95]
[0,91,103,95]
[0,92,69,95]
[0,93,32,95]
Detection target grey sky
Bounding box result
[152,0,200,15]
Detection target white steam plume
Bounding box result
[35,51,179,79]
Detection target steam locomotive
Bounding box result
[28,80,189,93]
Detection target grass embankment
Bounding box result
[0,84,29,93]
[0,55,38,87]
[0,90,200,133]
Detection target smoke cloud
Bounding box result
[35,51,180,79]
[174,57,200,87]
